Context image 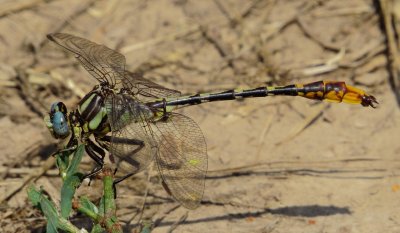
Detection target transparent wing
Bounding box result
[48,33,181,99]
[104,93,158,174]
[152,113,207,209]
[125,71,181,99]
[47,33,125,87]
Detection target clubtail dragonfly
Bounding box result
[44,33,378,210]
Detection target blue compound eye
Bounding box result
[49,102,70,139]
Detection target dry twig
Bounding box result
[379,0,400,106]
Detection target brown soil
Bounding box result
[0,0,399,232]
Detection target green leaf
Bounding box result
[90,224,104,233]
[80,196,99,214]
[66,144,85,178]
[56,145,78,179]
[60,174,83,218]
[46,222,58,233]
[27,186,59,232]
[27,185,41,207]
[55,152,69,175]
[60,145,85,218]
[40,191,60,232]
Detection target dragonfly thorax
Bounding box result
[77,91,109,133]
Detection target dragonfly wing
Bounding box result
[125,71,181,99]
[48,33,181,99]
[152,113,207,209]
[104,94,158,175]
[47,33,125,86]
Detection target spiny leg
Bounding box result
[100,135,146,198]
[112,170,140,199]
[100,135,144,172]
[83,139,106,180]
[54,135,78,156]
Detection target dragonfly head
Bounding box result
[44,102,71,139]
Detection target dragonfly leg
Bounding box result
[87,138,106,161]
[99,135,146,198]
[52,135,78,156]
[112,151,142,198]
[161,98,169,121]
[112,140,144,198]
[112,172,136,198]
[83,139,106,180]
[100,135,144,145]
[100,135,144,172]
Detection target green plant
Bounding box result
[27,145,127,233]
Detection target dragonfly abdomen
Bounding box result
[293,81,346,101]
[292,81,377,107]
[189,88,269,103]
[150,80,377,109]
[157,88,270,108]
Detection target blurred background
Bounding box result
[0,0,399,232]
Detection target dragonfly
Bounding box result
[44,33,378,210]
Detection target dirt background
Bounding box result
[0,0,399,232]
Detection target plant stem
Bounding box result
[102,167,122,233]
[73,198,100,221]
[58,217,88,233]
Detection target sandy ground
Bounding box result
[0,0,399,232]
